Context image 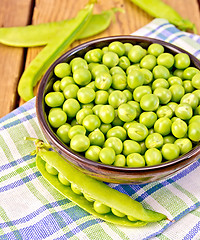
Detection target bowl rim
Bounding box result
[36,35,200,173]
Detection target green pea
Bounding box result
[71,57,88,72]
[99,147,116,165]
[140,54,157,70]
[127,70,145,89]
[145,148,162,166]
[60,76,75,91]
[188,122,200,142]
[95,90,109,105]
[73,68,92,86]
[91,64,109,78]
[128,122,148,141]
[112,74,127,90]
[193,89,200,102]
[76,108,93,124]
[140,68,153,84]
[147,43,164,57]
[174,53,190,69]
[48,108,67,128]
[93,201,110,214]
[104,137,123,155]
[123,89,133,101]
[183,80,194,93]
[174,138,193,155]
[108,41,126,57]
[110,66,126,76]
[140,141,147,155]
[156,106,173,118]
[140,94,159,112]
[161,143,180,161]
[71,183,82,195]
[139,111,157,129]
[77,87,95,104]
[127,153,145,167]
[127,101,142,118]
[133,86,152,102]
[167,102,178,113]
[45,162,58,175]
[117,103,137,122]
[153,65,170,79]
[45,92,65,108]
[175,103,193,120]
[88,129,105,147]
[173,69,184,79]
[95,72,112,90]
[124,42,133,56]
[99,123,112,135]
[169,84,185,102]
[126,64,140,75]
[58,172,70,186]
[84,48,103,63]
[56,123,71,144]
[145,133,163,149]
[189,115,200,125]
[163,135,176,144]
[123,140,141,156]
[108,90,127,108]
[151,78,169,90]
[157,53,174,69]
[98,105,115,124]
[106,126,127,141]
[82,114,101,132]
[180,93,199,109]
[63,99,80,118]
[63,84,79,99]
[111,208,126,217]
[53,80,61,92]
[154,117,172,136]
[54,62,71,78]
[102,51,119,68]
[85,145,101,161]
[68,125,86,139]
[70,134,90,152]
[128,45,146,63]
[168,76,183,86]
[192,72,200,89]
[118,56,131,70]
[171,119,188,138]
[183,67,199,80]
[113,154,126,167]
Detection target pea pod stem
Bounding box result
[17,1,95,101]
[0,9,118,47]
[130,0,197,33]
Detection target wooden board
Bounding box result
[0,0,200,117]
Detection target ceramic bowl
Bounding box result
[36,35,200,184]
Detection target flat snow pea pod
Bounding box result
[18,1,95,101]
[130,0,197,33]
[36,149,167,224]
[0,9,118,47]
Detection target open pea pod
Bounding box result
[36,149,167,227]
[0,9,118,47]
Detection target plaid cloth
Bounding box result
[1,18,200,240]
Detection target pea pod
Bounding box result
[34,147,167,226]
[0,9,118,47]
[18,1,95,102]
[130,0,197,33]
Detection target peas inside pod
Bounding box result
[45,41,200,168]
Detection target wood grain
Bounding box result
[0,0,33,117]
[1,0,200,117]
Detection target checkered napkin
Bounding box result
[1,18,200,240]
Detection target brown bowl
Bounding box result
[36,35,200,184]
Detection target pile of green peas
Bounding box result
[45,40,200,167]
